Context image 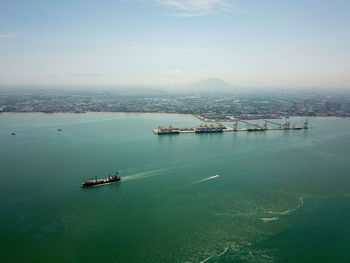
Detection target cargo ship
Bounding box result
[247,128,266,132]
[195,124,223,133]
[195,128,223,133]
[81,172,121,187]
[156,125,180,135]
[157,129,180,135]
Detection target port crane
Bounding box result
[262,119,292,129]
[233,120,238,130]
[238,120,265,129]
[262,119,283,127]
[281,120,291,129]
[154,118,309,135]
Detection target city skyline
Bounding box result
[1,0,350,88]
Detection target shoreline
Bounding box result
[0,111,195,117]
[0,111,347,120]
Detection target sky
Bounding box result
[0,0,350,88]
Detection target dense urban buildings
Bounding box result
[1,88,349,119]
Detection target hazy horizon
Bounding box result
[1,78,350,93]
[1,0,350,88]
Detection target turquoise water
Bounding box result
[0,113,350,263]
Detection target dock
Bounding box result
[153,119,308,135]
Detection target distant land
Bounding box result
[0,79,350,120]
[169,78,235,94]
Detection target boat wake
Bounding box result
[190,175,220,185]
[93,182,115,187]
[199,247,229,263]
[122,168,173,182]
[261,217,279,223]
[267,196,304,216]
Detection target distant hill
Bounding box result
[189,78,234,92]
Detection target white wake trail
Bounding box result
[190,175,220,185]
[199,247,229,263]
[121,168,173,182]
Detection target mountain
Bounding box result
[188,78,234,92]
[167,78,235,94]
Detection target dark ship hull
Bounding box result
[195,129,223,133]
[157,131,180,135]
[247,128,266,132]
[81,173,121,187]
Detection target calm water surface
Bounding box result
[1,113,350,263]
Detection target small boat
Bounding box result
[81,172,121,187]
[57,129,62,132]
[11,132,15,136]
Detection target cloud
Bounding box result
[0,33,19,39]
[158,0,233,16]
[171,12,207,17]
[165,69,182,75]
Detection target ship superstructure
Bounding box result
[156,125,180,135]
[81,172,121,187]
[195,123,223,133]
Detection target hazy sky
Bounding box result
[0,0,349,88]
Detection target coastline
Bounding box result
[0,111,196,118]
[0,111,346,120]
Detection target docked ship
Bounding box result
[156,125,180,135]
[247,127,266,132]
[195,128,223,133]
[195,124,223,133]
[81,172,121,187]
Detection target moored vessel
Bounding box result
[247,128,266,132]
[195,124,223,133]
[156,125,180,135]
[195,128,223,133]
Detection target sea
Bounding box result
[0,113,350,263]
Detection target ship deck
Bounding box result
[153,126,306,134]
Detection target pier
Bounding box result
[153,119,308,135]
